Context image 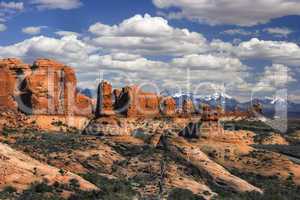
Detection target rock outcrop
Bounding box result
[96,81,114,116]
[0,58,31,77]
[0,58,93,117]
[24,59,77,115]
[74,94,93,116]
[0,67,17,110]
[200,104,223,134]
[0,58,31,111]
[114,85,161,117]
[182,99,195,115]
[160,97,176,117]
[0,142,98,192]
[163,136,263,194]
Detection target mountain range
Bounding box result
[172,92,300,118]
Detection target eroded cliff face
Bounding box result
[160,96,177,117]
[0,67,17,110]
[0,58,32,111]
[24,59,77,115]
[113,85,161,117]
[0,58,93,117]
[182,99,195,115]
[96,81,114,116]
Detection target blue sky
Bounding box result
[1,0,300,102]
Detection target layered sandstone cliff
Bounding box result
[0,58,93,117]
[113,85,161,117]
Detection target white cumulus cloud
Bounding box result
[211,38,300,67]
[88,14,208,56]
[153,0,300,26]
[171,54,247,71]
[255,64,296,91]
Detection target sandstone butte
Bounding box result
[101,83,184,118]
[0,58,93,117]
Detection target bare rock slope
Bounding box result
[0,142,98,192]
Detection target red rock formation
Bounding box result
[216,105,225,116]
[161,96,176,116]
[200,104,223,133]
[0,58,31,77]
[23,59,77,115]
[182,99,195,115]
[0,67,17,110]
[201,104,219,122]
[0,58,31,111]
[113,88,122,106]
[114,85,160,117]
[0,58,92,117]
[96,81,114,116]
[74,93,93,116]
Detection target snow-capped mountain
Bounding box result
[201,92,232,101]
[172,92,232,101]
[172,92,238,111]
[172,92,300,117]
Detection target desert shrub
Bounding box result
[215,169,300,200]
[51,121,64,127]
[168,188,204,200]
[222,120,275,133]
[18,182,63,200]
[1,126,18,136]
[113,142,159,159]
[3,186,17,194]
[81,173,139,200]
[68,190,101,200]
[13,133,92,155]
[68,179,80,191]
[0,185,17,199]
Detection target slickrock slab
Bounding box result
[0,143,98,191]
[163,136,263,194]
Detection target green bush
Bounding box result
[3,186,17,194]
[81,173,139,200]
[168,188,204,200]
[215,169,300,200]
[17,182,63,200]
